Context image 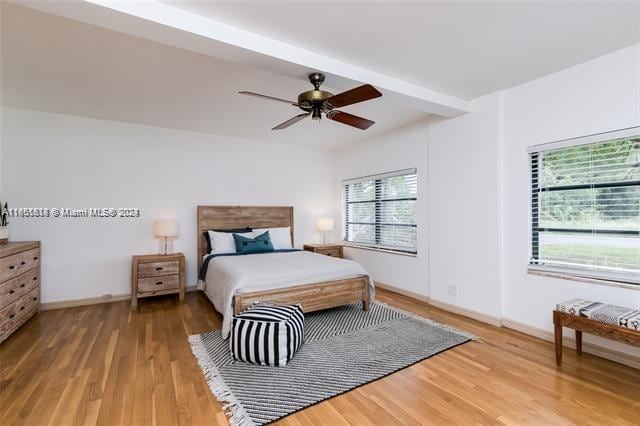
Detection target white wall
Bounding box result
[333,121,429,297]
[501,44,640,346]
[427,93,503,319]
[2,108,335,303]
[342,44,640,363]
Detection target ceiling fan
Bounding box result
[239,72,382,131]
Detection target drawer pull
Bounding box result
[155,281,163,286]
[19,306,25,311]
[9,314,14,319]
[9,265,15,270]
[21,261,26,265]
[9,290,15,294]
[33,297,37,301]
[155,267,163,271]
[33,277,37,281]
[20,284,25,288]
[34,256,38,260]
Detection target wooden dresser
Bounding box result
[0,241,41,344]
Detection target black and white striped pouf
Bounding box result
[230,303,304,367]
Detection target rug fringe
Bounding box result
[375,300,481,342]
[188,335,256,426]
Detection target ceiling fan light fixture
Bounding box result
[311,107,322,121]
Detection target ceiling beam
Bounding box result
[13,0,471,117]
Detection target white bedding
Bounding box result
[202,251,374,338]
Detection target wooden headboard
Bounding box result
[197,205,294,276]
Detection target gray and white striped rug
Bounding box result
[189,301,473,425]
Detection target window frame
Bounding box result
[527,127,640,286]
[342,168,418,255]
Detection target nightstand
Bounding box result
[131,253,185,307]
[303,244,343,258]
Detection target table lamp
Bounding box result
[154,219,178,254]
[316,218,334,245]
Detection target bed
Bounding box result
[197,205,374,338]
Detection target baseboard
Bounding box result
[40,285,199,311]
[502,318,640,370]
[427,298,503,327]
[374,281,430,303]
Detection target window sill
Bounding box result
[527,266,639,291]
[342,243,417,257]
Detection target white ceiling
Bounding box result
[1,3,426,148]
[4,1,640,149]
[164,1,640,100]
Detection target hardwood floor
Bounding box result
[1,289,638,425]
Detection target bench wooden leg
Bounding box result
[575,330,583,356]
[554,322,563,366]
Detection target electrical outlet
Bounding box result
[447,285,457,296]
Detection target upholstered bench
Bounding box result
[230,302,304,367]
[553,299,640,365]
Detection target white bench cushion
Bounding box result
[557,299,640,330]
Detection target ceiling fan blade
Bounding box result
[272,113,310,130]
[239,91,297,106]
[327,111,375,130]
[324,84,382,109]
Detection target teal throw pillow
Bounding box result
[233,231,275,254]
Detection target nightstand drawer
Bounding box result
[138,275,179,293]
[319,248,341,257]
[138,260,179,278]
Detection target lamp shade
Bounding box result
[316,218,334,232]
[154,219,178,238]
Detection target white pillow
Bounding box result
[208,230,256,255]
[253,227,293,250]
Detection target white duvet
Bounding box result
[201,251,374,338]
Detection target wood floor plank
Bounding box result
[1,289,638,425]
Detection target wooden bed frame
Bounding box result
[197,205,369,314]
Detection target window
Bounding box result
[529,128,640,285]
[343,168,417,254]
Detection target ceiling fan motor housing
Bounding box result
[297,89,333,111]
[298,72,334,112]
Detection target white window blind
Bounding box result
[529,128,640,284]
[343,168,417,253]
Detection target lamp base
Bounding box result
[158,237,173,255]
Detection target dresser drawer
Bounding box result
[0,292,38,344]
[138,260,179,278]
[0,268,39,310]
[0,313,18,340]
[0,248,40,283]
[137,274,179,293]
[0,287,39,324]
